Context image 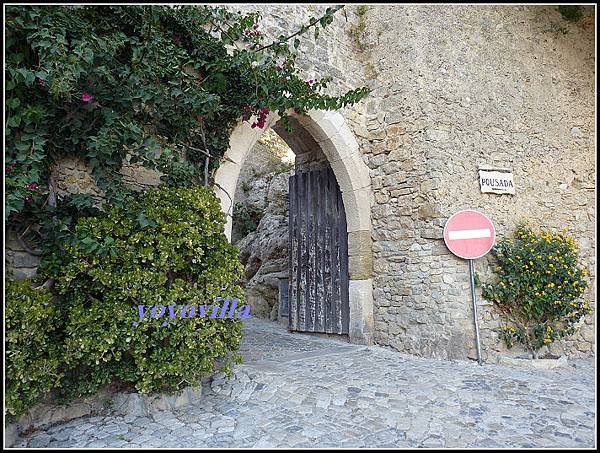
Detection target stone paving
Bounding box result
[19,317,596,448]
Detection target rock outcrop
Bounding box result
[232,132,293,321]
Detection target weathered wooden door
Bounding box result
[288,167,350,334]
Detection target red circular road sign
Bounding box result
[443,210,496,260]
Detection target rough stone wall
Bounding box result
[232,133,293,319]
[52,156,163,199]
[5,230,41,280]
[358,5,596,359]
[232,132,292,243]
[233,128,333,322]
[240,4,595,359]
[231,4,368,125]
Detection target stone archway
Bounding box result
[213,110,374,345]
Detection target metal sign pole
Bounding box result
[468,259,483,365]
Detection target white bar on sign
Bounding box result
[448,228,491,240]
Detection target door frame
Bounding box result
[213,109,374,345]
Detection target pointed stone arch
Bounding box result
[213,110,374,345]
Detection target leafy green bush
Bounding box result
[558,6,584,22]
[5,4,368,253]
[5,278,63,418]
[43,186,245,398]
[233,202,264,238]
[481,224,592,357]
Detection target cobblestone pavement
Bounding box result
[20,318,596,448]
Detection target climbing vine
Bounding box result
[5,5,368,250]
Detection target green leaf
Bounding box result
[83,48,94,64]
[8,115,21,128]
[7,98,21,109]
[16,68,35,85]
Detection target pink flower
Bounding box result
[81,92,93,103]
[28,182,38,190]
[242,104,253,121]
[5,162,17,174]
[251,117,266,129]
[36,77,46,87]
[173,35,181,45]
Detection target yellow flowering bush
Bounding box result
[481,223,592,358]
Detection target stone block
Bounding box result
[418,202,441,220]
[5,423,19,448]
[349,279,374,345]
[12,252,41,268]
[318,129,359,164]
[425,129,449,141]
[421,228,444,239]
[342,187,373,233]
[349,254,373,280]
[330,151,371,192]
[347,230,372,257]
[11,268,37,280]
[296,110,344,143]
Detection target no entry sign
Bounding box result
[443,210,496,260]
[443,209,496,365]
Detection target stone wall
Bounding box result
[5,157,163,280]
[359,5,596,359]
[52,156,163,199]
[5,230,41,280]
[233,4,596,359]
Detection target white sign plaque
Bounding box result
[479,170,515,195]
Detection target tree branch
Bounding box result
[213,181,234,220]
[252,5,344,53]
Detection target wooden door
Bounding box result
[288,167,349,334]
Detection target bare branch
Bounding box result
[252,5,344,53]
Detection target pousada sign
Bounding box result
[479,169,515,195]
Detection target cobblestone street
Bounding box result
[19,318,596,448]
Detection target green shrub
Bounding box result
[5,4,368,241]
[558,6,584,22]
[5,278,63,418]
[481,223,592,357]
[233,202,264,238]
[44,186,245,398]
